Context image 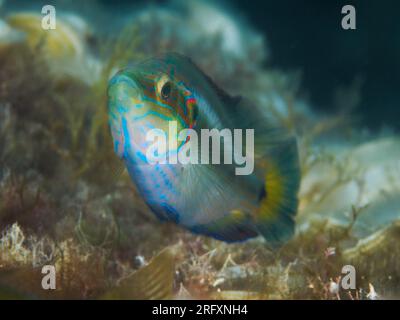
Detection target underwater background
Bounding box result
[0,0,399,299]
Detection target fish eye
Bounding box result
[161,82,171,99]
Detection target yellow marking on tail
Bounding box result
[258,163,285,221]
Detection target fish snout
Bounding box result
[107,72,138,159]
[108,71,143,104]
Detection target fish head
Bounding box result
[107,56,199,161]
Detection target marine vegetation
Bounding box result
[0,0,399,299]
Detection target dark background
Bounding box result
[229,0,400,131]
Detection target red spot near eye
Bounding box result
[186,97,196,105]
[183,97,197,130]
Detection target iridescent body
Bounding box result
[108,53,300,246]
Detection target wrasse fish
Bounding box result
[107,53,300,247]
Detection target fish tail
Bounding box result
[255,138,300,248]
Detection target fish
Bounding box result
[107,52,300,247]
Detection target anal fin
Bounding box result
[189,210,258,242]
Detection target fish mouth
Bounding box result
[108,71,142,99]
[108,71,143,159]
[108,70,146,116]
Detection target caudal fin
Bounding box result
[255,138,300,248]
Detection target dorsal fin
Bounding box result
[173,53,242,107]
[196,68,242,107]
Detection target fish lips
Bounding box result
[107,71,145,159]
